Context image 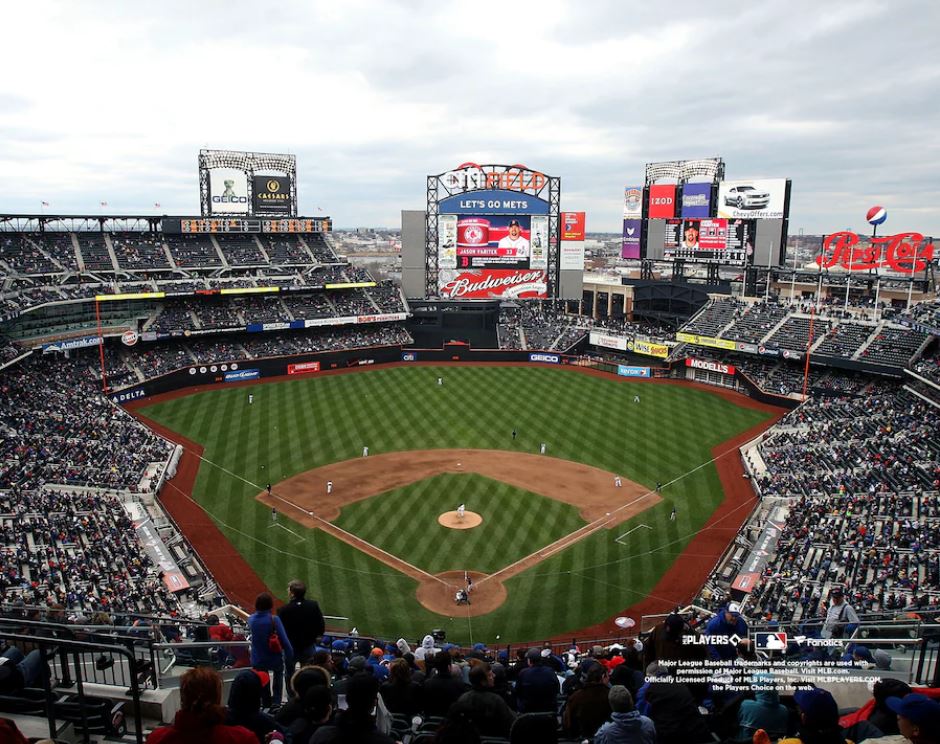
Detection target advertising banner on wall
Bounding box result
[252,176,292,214]
[648,184,677,218]
[438,189,550,215]
[561,212,586,241]
[618,365,650,378]
[209,168,250,214]
[716,179,787,219]
[686,357,736,375]
[560,241,585,270]
[530,215,549,270]
[622,219,642,259]
[438,214,457,269]
[438,268,547,299]
[623,186,643,218]
[681,183,712,218]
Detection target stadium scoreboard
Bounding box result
[163,217,330,234]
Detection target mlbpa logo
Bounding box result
[754,632,787,651]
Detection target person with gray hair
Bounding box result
[593,685,656,744]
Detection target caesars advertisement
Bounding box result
[438,188,548,298]
[664,218,752,265]
[209,168,249,214]
[717,178,787,219]
[252,175,292,214]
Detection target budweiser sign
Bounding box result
[686,357,735,375]
[439,269,547,299]
[815,231,934,273]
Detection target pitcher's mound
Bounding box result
[438,510,482,529]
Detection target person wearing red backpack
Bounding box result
[248,592,293,708]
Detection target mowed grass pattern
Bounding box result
[334,473,586,574]
[141,365,772,642]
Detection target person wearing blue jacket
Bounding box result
[594,685,656,744]
[248,592,293,707]
[704,603,749,661]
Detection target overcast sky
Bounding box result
[0,1,937,234]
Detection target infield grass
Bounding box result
[140,365,772,642]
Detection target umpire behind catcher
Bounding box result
[277,579,326,674]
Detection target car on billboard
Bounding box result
[723,184,771,210]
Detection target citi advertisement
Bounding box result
[438,189,550,215]
[622,219,642,259]
[252,176,292,215]
[717,179,787,219]
[438,268,547,299]
[681,183,712,218]
[209,168,249,214]
[648,184,677,218]
[453,215,534,269]
[623,186,643,218]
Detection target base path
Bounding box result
[257,449,660,617]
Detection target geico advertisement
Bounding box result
[209,168,249,214]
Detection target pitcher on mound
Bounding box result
[457,503,466,521]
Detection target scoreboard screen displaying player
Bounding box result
[664,218,750,265]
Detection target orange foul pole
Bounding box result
[95,297,108,393]
[802,307,815,400]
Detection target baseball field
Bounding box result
[136,364,777,643]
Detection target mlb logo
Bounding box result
[754,632,787,651]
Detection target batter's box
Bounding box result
[615,524,652,545]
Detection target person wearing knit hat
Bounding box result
[593,685,656,744]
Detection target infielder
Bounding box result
[670,506,677,521]
[457,503,466,521]
[362,445,369,457]
[540,442,546,455]
[271,506,278,524]
[327,480,333,495]
[615,476,622,488]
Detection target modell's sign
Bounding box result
[815,232,934,273]
[686,357,735,375]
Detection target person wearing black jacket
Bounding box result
[422,651,469,717]
[450,663,516,738]
[278,580,326,675]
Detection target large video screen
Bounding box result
[664,218,751,265]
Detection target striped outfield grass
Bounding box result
[333,473,587,574]
[140,365,772,643]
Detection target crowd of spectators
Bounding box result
[0,488,181,616]
[35,233,78,271]
[0,352,173,490]
[165,236,223,268]
[263,236,313,264]
[330,289,376,316]
[132,343,195,379]
[913,344,940,385]
[860,326,931,367]
[765,316,833,353]
[723,301,790,345]
[814,321,876,359]
[497,302,590,352]
[305,234,339,263]
[0,234,59,274]
[111,233,172,270]
[216,235,268,266]
[280,293,337,320]
[366,282,406,314]
[75,234,115,272]
[228,296,292,324]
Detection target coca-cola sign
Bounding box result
[438,269,547,299]
[686,357,735,375]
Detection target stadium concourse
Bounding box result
[0,231,939,742]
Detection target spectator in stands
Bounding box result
[866,679,913,736]
[886,693,940,744]
[822,587,859,639]
[284,686,333,744]
[378,657,422,717]
[643,613,693,668]
[422,650,468,717]
[277,665,332,729]
[704,603,749,660]
[736,674,789,743]
[147,666,256,744]
[636,664,711,744]
[514,646,560,713]
[225,669,286,742]
[0,645,48,694]
[309,673,396,744]
[278,580,325,676]
[563,658,612,740]
[449,662,516,738]
[771,687,847,744]
[593,685,656,744]
[248,592,292,708]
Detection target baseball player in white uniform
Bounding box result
[457,503,466,521]
[497,219,530,256]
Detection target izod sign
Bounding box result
[648,184,677,218]
[686,357,735,375]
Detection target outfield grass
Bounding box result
[334,473,586,574]
[140,365,772,642]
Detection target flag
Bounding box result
[41,201,50,207]
[100,201,108,207]
[154,203,161,208]
[316,206,323,212]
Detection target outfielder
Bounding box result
[248,393,254,405]
[362,445,369,457]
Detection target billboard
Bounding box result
[623,187,643,218]
[287,361,320,374]
[717,179,787,219]
[438,214,457,269]
[622,219,642,259]
[664,218,750,265]
[438,268,547,299]
[686,357,735,375]
[561,212,586,241]
[530,215,549,270]
[252,176,292,214]
[815,231,934,274]
[618,365,650,378]
[451,215,533,269]
[438,189,550,215]
[209,168,249,214]
[681,183,712,218]
[648,184,677,218]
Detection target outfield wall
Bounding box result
[108,343,800,412]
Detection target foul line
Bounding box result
[615,524,652,544]
[268,522,306,541]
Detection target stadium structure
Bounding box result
[0,152,938,742]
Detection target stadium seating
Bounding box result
[76,234,115,272]
[165,235,223,268]
[111,232,172,270]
